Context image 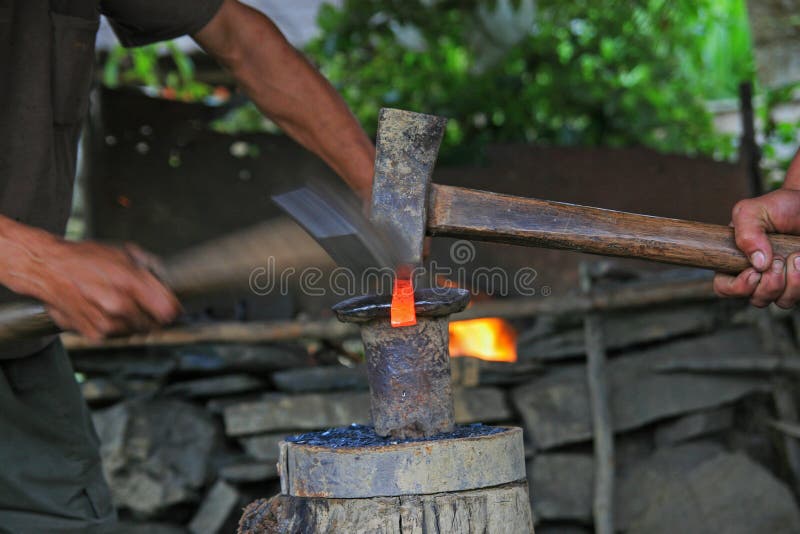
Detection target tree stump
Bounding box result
[240,481,532,533]
[238,426,533,533]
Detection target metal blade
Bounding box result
[273,182,400,277]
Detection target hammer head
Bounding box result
[275,108,448,292]
[370,108,447,267]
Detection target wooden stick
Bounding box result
[453,273,718,321]
[581,265,615,534]
[61,318,357,351]
[428,184,800,274]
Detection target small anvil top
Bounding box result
[332,287,470,323]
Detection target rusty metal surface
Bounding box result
[278,426,526,498]
[370,108,447,266]
[361,315,454,438]
[334,288,469,438]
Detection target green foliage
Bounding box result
[758,84,800,187]
[305,0,750,161]
[102,42,213,101]
[209,102,282,135]
[680,0,754,100]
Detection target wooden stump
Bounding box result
[239,427,533,533]
[239,481,533,534]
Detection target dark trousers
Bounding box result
[0,341,116,533]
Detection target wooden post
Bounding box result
[738,81,762,197]
[580,264,615,534]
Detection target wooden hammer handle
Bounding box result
[428,184,800,274]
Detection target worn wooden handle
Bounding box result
[0,218,332,346]
[0,301,61,344]
[428,184,800,274]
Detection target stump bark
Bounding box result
[239,427,533,533]
[238,481,533,534]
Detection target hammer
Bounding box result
[370,108,800,276]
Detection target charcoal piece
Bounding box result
[513,330,765,449]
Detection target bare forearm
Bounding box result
[195,1,375,199]
[0,215,56,298]
[237,31,375,196]
[0,214,181,338]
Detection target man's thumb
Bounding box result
[732,200,774,271]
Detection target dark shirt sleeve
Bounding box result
[100,0,224,47]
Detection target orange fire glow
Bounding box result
[449,318,518,362]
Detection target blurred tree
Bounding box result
[103,42,220,102]
[305,0,753,161]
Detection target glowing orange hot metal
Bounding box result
[391,276,416,327]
